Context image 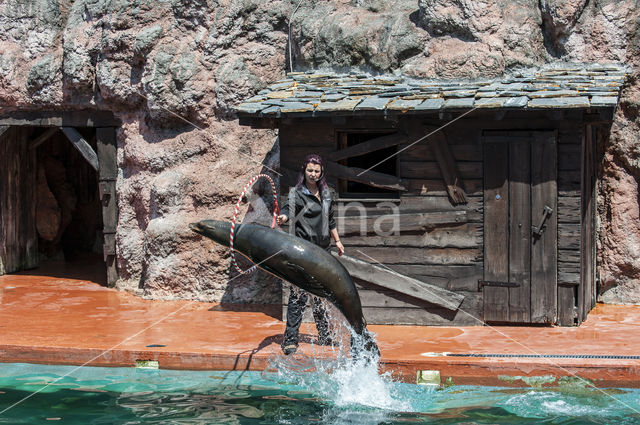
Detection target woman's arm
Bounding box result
[330,227,344,256]
[277,188,295,226]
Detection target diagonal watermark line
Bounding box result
[355,249,640,416]
[134,90,282,177]
[357,108,478,177]
[0,249,283,416]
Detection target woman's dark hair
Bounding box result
[296,154,328,193]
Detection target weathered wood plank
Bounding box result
[391,263,483,280]
[96,127,118,181]
[406,178,482,196]
[558,197,580,224]
[400,161,482,180]
[61,127,99,171]
[0,127,38,275]
[400,143,482,162]
[558,262,580,274]
[336,210,467,234]
[29,127,58,150]
[360,296,481,325]
[508,139,531,323]
[349,246,481,265]
[558,223,580,250]
[581,124,598,322]
[355,286,482,311]
[558,129,582,145]
[341,223,482,248]
[332,252,465,311]
[559,144,581,171]
[431,133,467,204]
[559,249,581,264]
[530,132,557,324]
[324,161,406,191]
[483,141,509,322]
[327,132,406,162]
[559,170,581,192]
[558,272,580,285]
[0,111,121,127]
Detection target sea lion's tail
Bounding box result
[350,328,380,362]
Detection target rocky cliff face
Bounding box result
[0,0,639,303]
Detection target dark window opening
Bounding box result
[338,131,399,198]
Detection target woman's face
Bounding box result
[304,162,322,185]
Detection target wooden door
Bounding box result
[0,127,38,274]
[482,132,557,324]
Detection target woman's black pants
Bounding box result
[283,287,330,346]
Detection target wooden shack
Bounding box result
[235,63,627,326]
[0,111,120,285]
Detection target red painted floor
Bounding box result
[1,259,639,387]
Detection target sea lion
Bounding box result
[190,219,379,358]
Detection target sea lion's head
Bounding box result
[189,220,231,247]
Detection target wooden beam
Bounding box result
[61,127,99,171]
[0,110,120,127]
[337,210,467,234]
[326,132,407,162]
[332,252,465,311]
[429,130,467,204]
[29,127,58,150]
[325,161,407,191]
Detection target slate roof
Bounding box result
[234,63,628,118]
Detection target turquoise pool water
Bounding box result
[0,362,639,424]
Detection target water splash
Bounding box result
[264,301,412,415]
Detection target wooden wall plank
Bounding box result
[430,133,467,204]
[349,246,481,265]
[288,292,482,325]
[482,142,509,322]
[406,178,482,196]
[0,111,120,127]
[0,127,38,274]
[558,197,581,223]
[530,132,557,324]
[336,210,467,234]
[342,223,482,248]
[400,143,482,162]
[580,124,598,323]
[508,140,531,322]
[400,161,482,180]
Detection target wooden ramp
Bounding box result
[332,252,464,311]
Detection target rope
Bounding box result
[230,174,280,274]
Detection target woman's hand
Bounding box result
[276,214,288,226]
[335,240,345,256]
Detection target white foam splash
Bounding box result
[265,302,412,414]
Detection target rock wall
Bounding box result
[0,0,639,304]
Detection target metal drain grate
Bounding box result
[446,353,640,359]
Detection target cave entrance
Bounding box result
[0,112,119,286]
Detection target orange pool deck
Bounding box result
[1,260,639,388]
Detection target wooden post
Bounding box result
[0,127,38,274]
[96,127,118,286]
